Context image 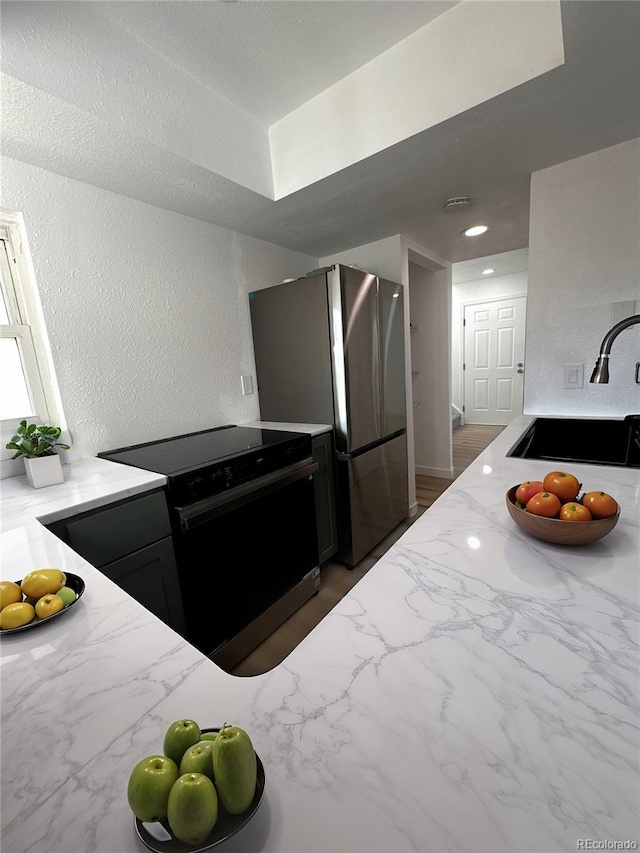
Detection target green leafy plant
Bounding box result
[5,420,71,459]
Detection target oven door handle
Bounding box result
[176,457,319,531]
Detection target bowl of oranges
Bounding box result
[506,471,620,545]
[0,568,85,633]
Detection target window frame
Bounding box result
[0,212,67,461]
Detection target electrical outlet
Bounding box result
[563,363,584,389]
[241,375,253,396]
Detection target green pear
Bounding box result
[212,723,257,815]
[167,773,218,845]
[179,740,215,781]
[163,719,201,766]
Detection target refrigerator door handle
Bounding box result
[378,278,407,437]
[373,279,382,438]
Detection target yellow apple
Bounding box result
[35,594,64,619]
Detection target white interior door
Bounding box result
[463,296,526,425]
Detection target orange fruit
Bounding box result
[559,502,592,522]
[542,471,581,503]
[582,491,618,519]
[526,492,562,517]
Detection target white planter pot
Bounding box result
[24,455,64,489]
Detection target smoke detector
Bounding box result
[444,196,471,214]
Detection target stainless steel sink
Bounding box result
[507,415,640,468]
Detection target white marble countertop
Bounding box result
[241,420,333,436]
[0,457,166,533]
[1,415,639,853]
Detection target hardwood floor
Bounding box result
[231,423,503,677]
[450,423,505,477]
[416,423,505,507]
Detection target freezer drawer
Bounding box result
[337,432,408,566]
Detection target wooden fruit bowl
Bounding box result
[506,486,621,545]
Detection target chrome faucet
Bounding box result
[590,313,640,383]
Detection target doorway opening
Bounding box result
[452,249,528,427]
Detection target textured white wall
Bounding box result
[451,272,528,412]
[270,0,564,198]
[409,262,453,479]
[0,158,317,467]
[320,236,403,283]
[526,138,640,417]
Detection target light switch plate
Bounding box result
[563,363,584,389]
[241,375,254,395]
[611,300,636,326]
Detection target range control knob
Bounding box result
[188,476,206,498]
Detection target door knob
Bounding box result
[517,368,523,374]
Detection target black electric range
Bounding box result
[99,425,320,668]
[99,425,313,506]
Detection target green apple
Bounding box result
[179,740,215,781]
[199,732,218,743]
[55,587,76,607]
[163,719,201,766]
[212,723,257,815]
[167,773,218,845]
[127,755,179,823]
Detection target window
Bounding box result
[0,214,65,450]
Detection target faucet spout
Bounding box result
[590,313,640,383]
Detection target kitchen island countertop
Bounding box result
[1,415,638,853]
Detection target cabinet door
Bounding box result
[100,538,186,635]
[51,489,172,568]
[312,432,338,563]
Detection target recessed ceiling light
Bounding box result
[482,268,495,275]
[464,225,488,237]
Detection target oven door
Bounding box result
[174,458,319,663]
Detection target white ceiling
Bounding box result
[2,1,639,262]
[93,0,457,125]
[452,248,529,285]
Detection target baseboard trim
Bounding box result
[415,465,455,479]
[408,500,418,517]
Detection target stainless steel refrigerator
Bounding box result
[249,264,408,566]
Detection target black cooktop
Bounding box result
[98,425,307,476]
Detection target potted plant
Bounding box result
[5,420,71,489]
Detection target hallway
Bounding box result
[415,423,505,509]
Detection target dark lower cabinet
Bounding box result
[100,538,186,635]
[46,488,186,635]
